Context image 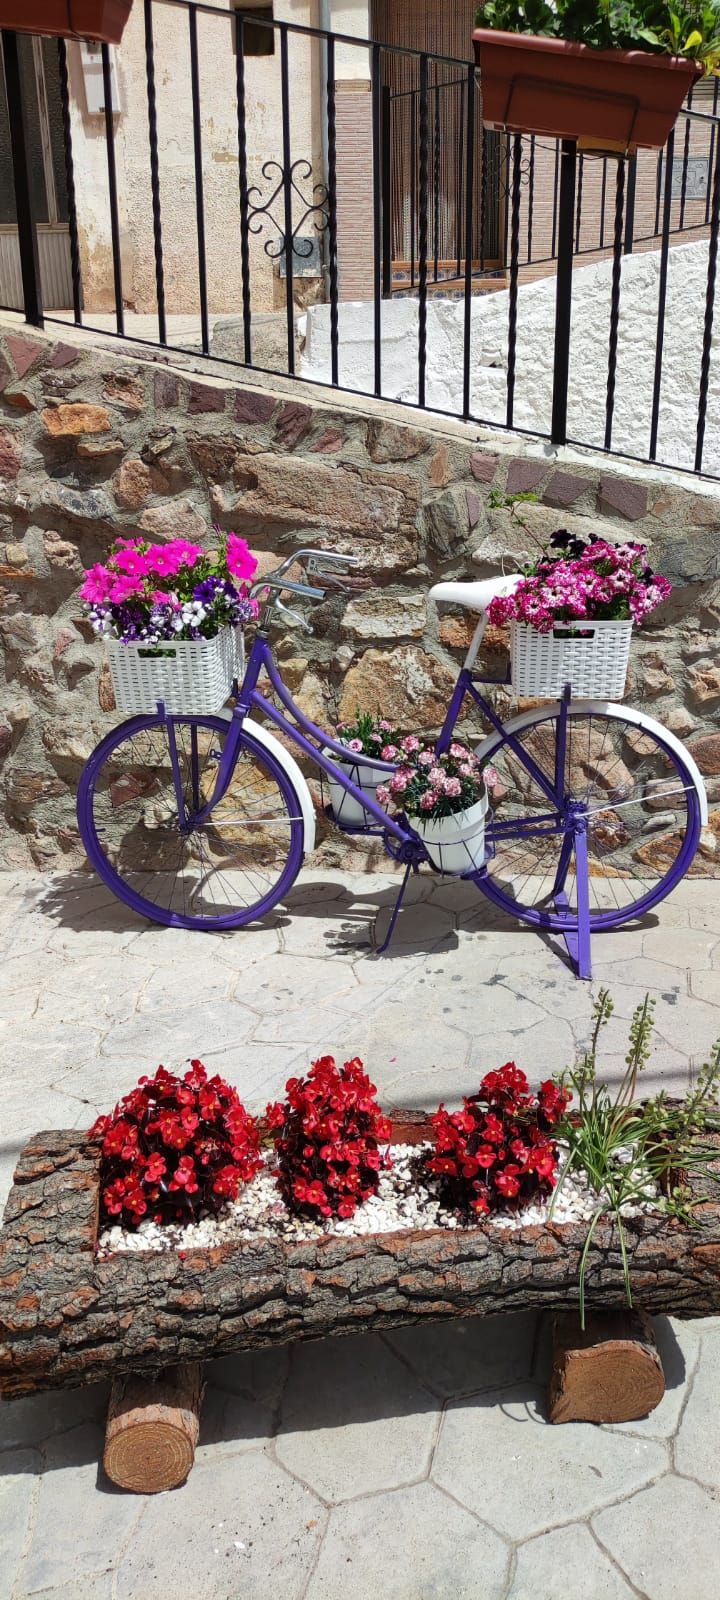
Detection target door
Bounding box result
[0,35,74,311]
[371,0,501,279]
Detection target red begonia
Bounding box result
[426,1063,569,1219]
[268,1055,392,1223]
[89,1061,262,1230]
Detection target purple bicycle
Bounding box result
[77,548,707,979]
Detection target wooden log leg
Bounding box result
[103,1362,205,1493]
[548,1309,665,1425]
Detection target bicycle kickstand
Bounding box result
[375,861,416,956]
[555,824,592,981]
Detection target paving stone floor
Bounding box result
[1,866,720,1600]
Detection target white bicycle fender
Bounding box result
[215,711,316,852]
[475,699,709,825]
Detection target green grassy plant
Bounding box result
[551,990,720,1326]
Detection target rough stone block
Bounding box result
[275,401,313,449]
[309,426,345,454]
[103,372,145,412]
[42,485,114,525]
[3,386,35,411]
[187,382,226,415]
[689,664,720,705]
[6,334,43,378]
[41,404,110,438]
[469,450,498,482]
[187,435,237,481]
[421,486,470,556]
[49,343,80,369]
[0,428,21,479]
[216,452,406,540]
[234,388,276,424]
[343,591,426,640]
[506,458,546,494]
[543,469,593,508]
[339,645,455,727]
[366,418,431,463]
[466,488,481,528]
[139,501,206,541]
[689,733,720,775]
[113,458,152,511]
[153,370,180,409]
[76,437,123,459]
[599,475,648,521]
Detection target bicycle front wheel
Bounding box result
[77,714,305,930]
[477,702,704,931]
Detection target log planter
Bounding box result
[1,1120,720,1401]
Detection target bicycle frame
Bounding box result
[174,629,573,857]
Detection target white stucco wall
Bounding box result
[302,238,720,475]
[67,0,324,315]
[330,1,370,78]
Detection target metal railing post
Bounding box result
[550,138,577,447]
[381,83,392,298]
[2,30,43,327]
[623,153,637,254]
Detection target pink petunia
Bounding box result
[79,564,114,603]
[226,533,258,582]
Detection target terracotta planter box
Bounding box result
[0,1,133,44]
[1,1122,719,1398]
[473,29,702,151]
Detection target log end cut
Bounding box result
[548,1309,665,1425]
[103,1363,205,1494]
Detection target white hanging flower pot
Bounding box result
[326,757,391,828]
[412,792,489,875]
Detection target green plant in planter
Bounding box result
[477,1,720,71]
[552,990,720,1326]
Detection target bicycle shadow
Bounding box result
[31,867,663,973]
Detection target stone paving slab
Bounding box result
[1,867,720,1599]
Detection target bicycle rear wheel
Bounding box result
[477,703,704,931]
[77,714,305,930]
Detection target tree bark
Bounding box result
[548,1309,665,1423]
[104,1362,205,1493]
[1,1129,720,1397]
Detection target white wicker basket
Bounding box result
[106,626,243,716]
[510,619,633,699]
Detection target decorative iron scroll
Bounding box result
[247,158,329,262]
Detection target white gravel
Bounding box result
[96,1143,658,1259]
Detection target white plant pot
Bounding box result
[106,626,243,716]
[510,619,633,699]
[412,792,489,875]
[326,756,390,827]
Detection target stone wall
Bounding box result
[0,317,719,871]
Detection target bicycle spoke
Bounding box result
[81,715,303,929]
[478,706,699,931]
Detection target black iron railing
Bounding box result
[2,2,720,480]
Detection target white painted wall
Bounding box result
[67,0,323,315]
[302,239,720,475]
[330,1,371,77]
